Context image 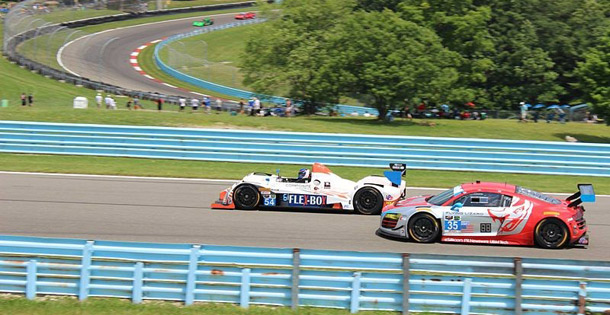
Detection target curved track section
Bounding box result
[1,172,608,260]
[59,13,240,99]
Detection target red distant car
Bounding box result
[235,12,256,20]
[378,182,594,249]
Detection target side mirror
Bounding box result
[451,202,463,211]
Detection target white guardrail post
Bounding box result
[461,278,472,315]
[240,268,251,308]
[514,257,523,315]
[350,271,362,313]
[402,253,410,315]
[78,240,94,301]
[26,259,37,300]
[185,245,200,305]
[132,262,144,304]
[291,248,300,310]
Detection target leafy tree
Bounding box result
[574,32,610,125]
[334,10,460,118]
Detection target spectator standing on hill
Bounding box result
[519,102,528,122]
[248,98,255,116]
[191,98,199,111]
[203,96,211,113]
[95,93,103,109]
[133,97,142,110]
[253,97,261,116]
[156,96,163,111]
[555,107,566,123]
[126,98,132,110]
[239,99,245,114]
[215,98,223,111]
[179,97,186,111]
[27,94,34,107]
[20,93,26,106]
[104,94,112,109]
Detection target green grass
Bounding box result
[166,0,254,9]
[0,295,418,315]
[39,9,121,24]
[1,153,608,194]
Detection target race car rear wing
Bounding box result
[384,163,407,186]
[566,184,595,208]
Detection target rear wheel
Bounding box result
[535,218,569,249]
[233,184,260,210]
[353,187,383,215]
[407,213,440,243]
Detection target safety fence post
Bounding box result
[185,245,200,305]
[132,262,144,304]
[291,248,300,310]
[402,253,410,315]
[577,281,587,315]
[350,271,361,313]
[514,257,522,315]
[240,268,251,308]
[79,240,94,301]
[26,260,37,300]
[461,278,472,315]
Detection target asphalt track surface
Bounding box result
[1,172,609,261]
[59,13,243,98]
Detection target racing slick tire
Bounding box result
[407,213,440,243]
[534,218,569,249]
[233,184,261,210]
[353,187,384,215]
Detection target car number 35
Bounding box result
[445,221,461,230]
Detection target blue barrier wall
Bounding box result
[0,235,609,314]
[1,121,609,177]
[1,121,609,176]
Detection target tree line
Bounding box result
[241,0,610,121]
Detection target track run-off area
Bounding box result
[59,12,243,99]
[1,172,609,261]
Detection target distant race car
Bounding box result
[193,17,214,27]
[235,12,256,20]
[212,163,407,214]
[378,182,594,249]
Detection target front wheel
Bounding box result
[407,213,440,243]
[534,218,569,249]
[353,187,383,215]
[233,184,260,210]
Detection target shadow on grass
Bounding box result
[552,133,610,144]
[307,117,424,128]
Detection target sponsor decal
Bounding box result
[445,215,453,220]
[443,237,510,245]
[324,182,331,189]
[386,195,393,200]
[284,194,326,207]
[461,221,474,233]
[543,211,560,216]
[285,183,312,191]
[258,187,271,192]
[487,197,533,235]
[313,180,321,186]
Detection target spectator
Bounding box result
[532,109,540,123]
[133,97,142,110]
[109,96,117,110]
[253,97,261,116]
[239,99,245,114]
[20,93,26,106]
[191,98,199,111]
[203,96,211,113]
[179,97,186,111]
[95,93,103,109]
[215,98,223,111]
[555,107,566,123]
[27,94,34,107]
[519,102,528,122]
[126,98,132,110]
[156,96,163,111]
[248,98,255,116]
[104,94,112,109]
[285,99,293,117]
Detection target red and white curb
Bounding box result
[129,38,206,96]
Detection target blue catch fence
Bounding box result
[0,235,609,314]
[1,121,609,177]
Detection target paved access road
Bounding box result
[1,172,608,260]
[59,12,242,98]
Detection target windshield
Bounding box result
[427,185,462,205]
[515,186,561,204]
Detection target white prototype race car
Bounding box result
[211,163,407,214]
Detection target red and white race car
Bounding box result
[378,182,594,248]
[235,12,256,20]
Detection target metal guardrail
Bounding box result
[1,121,609,177]
[0,235,609,314]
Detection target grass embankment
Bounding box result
[1,153,608,194]
[1,296,419,315]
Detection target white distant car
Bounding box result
[211,163,407,215]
